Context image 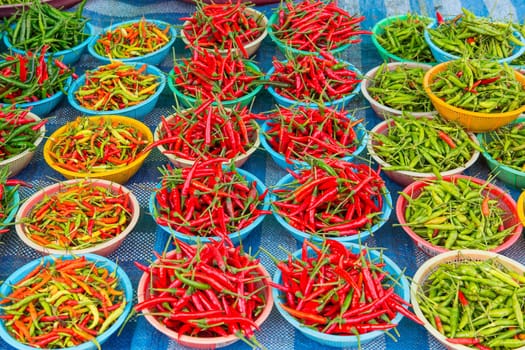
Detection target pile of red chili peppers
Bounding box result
[135,238,269,347]
[272,0,370,52]
[272,160,387,237]
[74,61,160,111]
[268,54,361,103]
[0,256,127,348]
[0,105,47,161]
[181,0,266,57]
[269,239,422,337]
[46,117,149,173]
[154,104,260,162]
[153,159,269,243]
[263,106,363,164]
[0,48,73,104]
[23,180,133,250]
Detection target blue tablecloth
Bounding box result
[1,0,525,349]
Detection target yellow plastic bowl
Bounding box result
[423,61,525,132]
[517,190,525,226]
[43,115,153,184]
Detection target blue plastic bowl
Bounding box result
[424,21,525,64]
[0,253,133,350]
[4,23,94,66]
[87,20,176,65]
[267,12,352,56]
[259,114,368,171]
[0,186,20,232]
[167,61,263,108]
[271,172,392,244]
[266,60,362,110]
[272,243,410,348]
[149,168,269,246]
[67,62,166,120]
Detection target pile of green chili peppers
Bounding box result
[480,120,525,172]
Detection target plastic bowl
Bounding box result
[423,61,525,132]
[396,175,522,257]
[477,117,525,188]
[15,178,140,256]
[168,61,263,108]
[267,12,351,56]
[259,115,368,171]
[43,115,153,184]
[154,111,260,168]
[266,60,362,110]
[149,168,269,246]
[181,7,267,58]
[361,62,436,119]
[518,190,525,226]
[411,249,525,350]
[271,172,392,244]
[88,19,176,65]
[4,22,94,65]
[273,243,410,348]
[371,14,437,64]
[0,253,133,350]
[367,119,481,187]
[137,248,273,349]
[424,22,525,64]
[0,111,45,177]
[67,62,166,120]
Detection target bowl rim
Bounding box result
[87,19,177,63]
[149,167,270,244]
[410,249,525,350]
[396,174,522,255]
[180,6,268,52]
[154,108,261,166]
[266,59,362,107]
[4,22,94,58]
[0,253,133,350]
[518,190,525,226]
[67,62,167,115]
[259,112,369,169]
[423,61,525,117]
[361,61,437,117]
[271,170,392,243]
[370,14,437,64]
[43,115,153,178]
[136,248,274,346]
[3,75,72,110]
[273,243,410,345]
[367,117,481,179]
[14,178,140,255]
[0,111,46,167]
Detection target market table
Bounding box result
[1,0,525,349]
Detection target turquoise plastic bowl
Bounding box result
[272,243,410,348]
[67,62,166,120]
[424,21,525,64]
[149,168,269,246]
[4,22,94,66]
[267,12,351,56]
[259,114,369,171]
[167,61,263,108]
[477,117,525,188]
[87,19,176,65]
[271,172,392,244]
[266,60,362,110]
[0,253,133,350]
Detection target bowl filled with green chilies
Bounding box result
[361,62,436,119]
[423,58,525,132]
[424,8,525,64]
[367,114,481,187]
[3,0,92,65]
[371,13,437,64]
[396,175,522,256]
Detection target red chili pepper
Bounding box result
[436,11,444,25]
[438,130,457,149]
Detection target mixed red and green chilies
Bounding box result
[1,0,525,349]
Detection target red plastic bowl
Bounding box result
[396,175,522,256]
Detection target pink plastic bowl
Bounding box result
[396,175,522,256]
